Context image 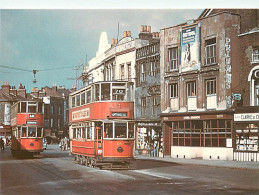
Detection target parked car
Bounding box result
[43,138,47,150]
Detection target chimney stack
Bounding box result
[2,82,10,94]
[52,83,57,92]
[10,86,17,96]
[17,83,26,98]
[31,87,39,97]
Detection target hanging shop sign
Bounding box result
[180,24,200,72]
[234,113,259,122]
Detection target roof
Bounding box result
[0,89,27,102]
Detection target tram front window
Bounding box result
[22,127,27,137]
[115,123,127,138]
[37,128,42,137]
[28,127,36,137]
[104,123,113,138]
[128,122,134,138]
[28,103,37,113]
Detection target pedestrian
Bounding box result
[59,138,64,151]
[64,137,68,151]
[0,138,4,151]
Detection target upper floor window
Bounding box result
[140,63,146,82]
[206,79,216,96]
[252,47,259,63]
[152,95,157,115]
[127,63,131,80]
[187,81,196,97]
[168,47,178,70]
[141,97,146,116]
[120,64,125,80]
[151,61,156,76]
[170,83,178,98]
[205,38,216,65]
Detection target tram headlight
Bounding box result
[117,147,123,153]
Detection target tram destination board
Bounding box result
[111,112,127,117]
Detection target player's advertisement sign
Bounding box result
[181,25,200,72]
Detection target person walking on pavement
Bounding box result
[64,137,68,151]
[0,138,4,151]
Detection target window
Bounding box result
[128,122,134,138]
[76,94,80,106]
[72,96,75,108]
[101,83,110,100]
[205,38,216,65]
[81,92,85,105]
[104,123,113,138]
[120,64,125,80]
[21,127,27,137]
[115,123,127,138]
[151,61,156,76]
[252,47,259,63]
[206,79,216,95]
[28,127,36,137]
[37,127,42,138]
[112,83,126,100]
[21,102,26,112]
[187,81,196,97]
[170,83,178,98]
[127,63,131,80]
[50,118,53,128]
[168,47,178,70]
[38,102,43,113]
[140,63,146,82]
[95,84,100,101]
[152,95,156,115]
[28,102,37,113]
[51,105,54,114]
[86,90,91,103]
[141,97,146,115]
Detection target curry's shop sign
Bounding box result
[234,113,259,122]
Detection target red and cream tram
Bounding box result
[10,100,44,157]
[69,81,135,169]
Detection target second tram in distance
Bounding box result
[10,100,44,157]
[69,81,135,169]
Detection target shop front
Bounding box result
[135,121,163,157]
[234,107,259,162]
[161,110,234,160]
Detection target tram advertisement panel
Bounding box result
[181,24,200,72]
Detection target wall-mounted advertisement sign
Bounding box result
[111,112,127,117]
[234,113,259,122]
[72,108,90,121]
[181,25,200,72]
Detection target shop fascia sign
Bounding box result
[234,113,259,121]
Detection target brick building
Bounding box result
[160,11,241,160]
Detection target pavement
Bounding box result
[135,155,259,170]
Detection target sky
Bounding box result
[1,0,258,92]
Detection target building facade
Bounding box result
[160,12,241,160]
[135,27,162,156]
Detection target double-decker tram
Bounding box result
[69,81,135,169]
[10,100,44,157]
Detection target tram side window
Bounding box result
[17,127,21,138]
[37,127,42,137]
[81,92,86,105]
[87,127,93,140]
[28,127,36,137]
[95,84,100,101]
[76,94,80,107]
[101,83,111,100]
[73,128,76,139]
[86,90,91,103]
[21,102,26,112]
[28,103,37,113]
[22,127,27,137]
[72,97,75,108]
[82,127,86,139]
[115,123,127,138]
[128,122,134,138]
[104,123,113,138]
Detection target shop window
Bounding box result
[252,47,259,63]
[205,38,216,65]
[235,123,258,151]
[168,47,178,70]
[115,123,127,138]
[104,123,113,138]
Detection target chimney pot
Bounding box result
[140,25,144,32]
[127,31,131,37]
[144,25,147,32]
[123,31,127,38]
[148,26,151,33]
